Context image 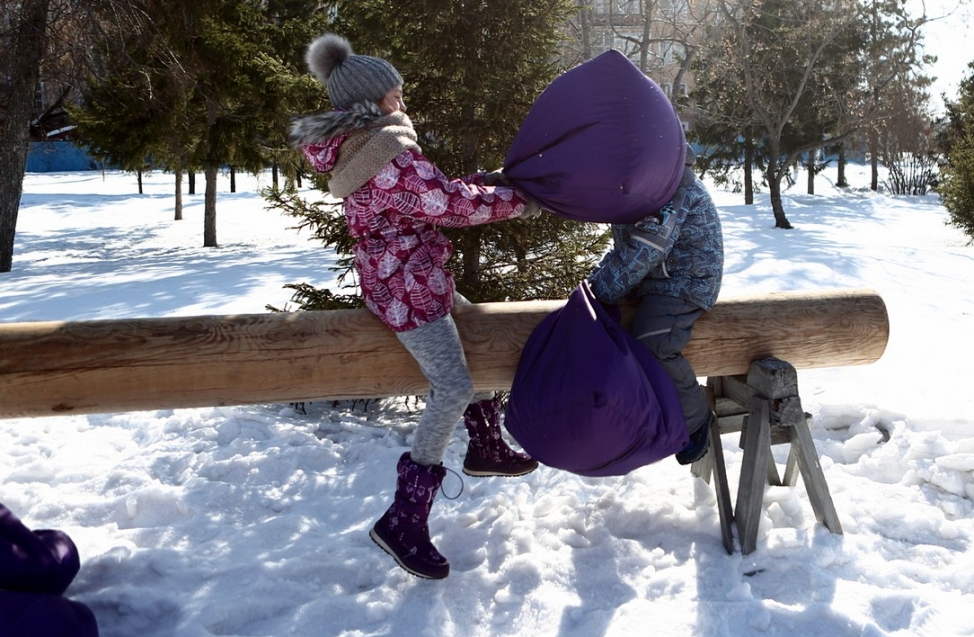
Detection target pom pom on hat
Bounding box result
[306,33,403,109]
[305,33,350,84]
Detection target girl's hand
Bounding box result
[482,169,510,186]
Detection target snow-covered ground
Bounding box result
[2,165,973,637]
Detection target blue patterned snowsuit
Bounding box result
[588,157,724,435]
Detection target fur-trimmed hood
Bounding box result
[288,101,388,148]
[290,103,421,198]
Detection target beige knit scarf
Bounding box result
[328,111,422,199]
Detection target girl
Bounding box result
[289,33,538,580]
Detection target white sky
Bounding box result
[909,0,974,112]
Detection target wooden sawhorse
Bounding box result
[692,357,843,554]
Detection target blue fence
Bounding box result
[26,141,104,172]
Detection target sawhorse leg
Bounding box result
[692,393,735,554]
[697,358,843,555]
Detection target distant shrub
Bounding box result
[882,152,939,196]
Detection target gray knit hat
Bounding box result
[305,33,402,109]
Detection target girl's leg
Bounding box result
[450,293,494,404]
[373,314,473,578]
[370,452,450,579]
[395,314,475,466]
[448,294,537,477]
[461,395,538,477]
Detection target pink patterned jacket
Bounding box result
[295,106,531,332]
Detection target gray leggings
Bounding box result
[395,295,489,466]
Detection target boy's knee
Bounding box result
[638,329,683,362]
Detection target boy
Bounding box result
[587,147,723,464]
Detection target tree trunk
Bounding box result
[174,170,184,221]
[230,166,236,193]
[767,164,793,229]
[578,2,591,61]
[869,128,880,192]
[639,11,651,73]
[137,169,144,194]
[457,94,483,291]
[744,134,754,205]
[837,145,848,188]
[460,227,483,289]
[204,165,218,247]
[203,98,218,247]
[0,0,52,273]
[272,160,279,189]
[806,152,815,195]
[189,172,196,194]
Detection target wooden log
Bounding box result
[0,288,889,419]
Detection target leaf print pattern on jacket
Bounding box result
[303,141,531,332]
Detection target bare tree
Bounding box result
[0,0,148,272]
[861,0,936,191]
[698,0,864,228]
[1,0,53,273]
[693,0,936,225]
[561,0,718,110]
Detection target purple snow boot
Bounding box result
[370,452,450,580]
[462,397,539,477]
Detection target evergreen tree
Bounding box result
[71,19,190,205]
[939,62,974,242]
[178,0,277,246]
[688,19,758,203]
[73,0,328,243]
[272,0,608,306]
[260,0,331,189]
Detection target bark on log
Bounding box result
[0,288,889,419]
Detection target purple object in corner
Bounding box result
[504,50,687,224]
[1,503,98,636]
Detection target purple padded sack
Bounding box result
[1,504,80,595]
[1,504,98,637]
[504,50,687,224]
[0,591,98,637]
[503,282,688,477]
